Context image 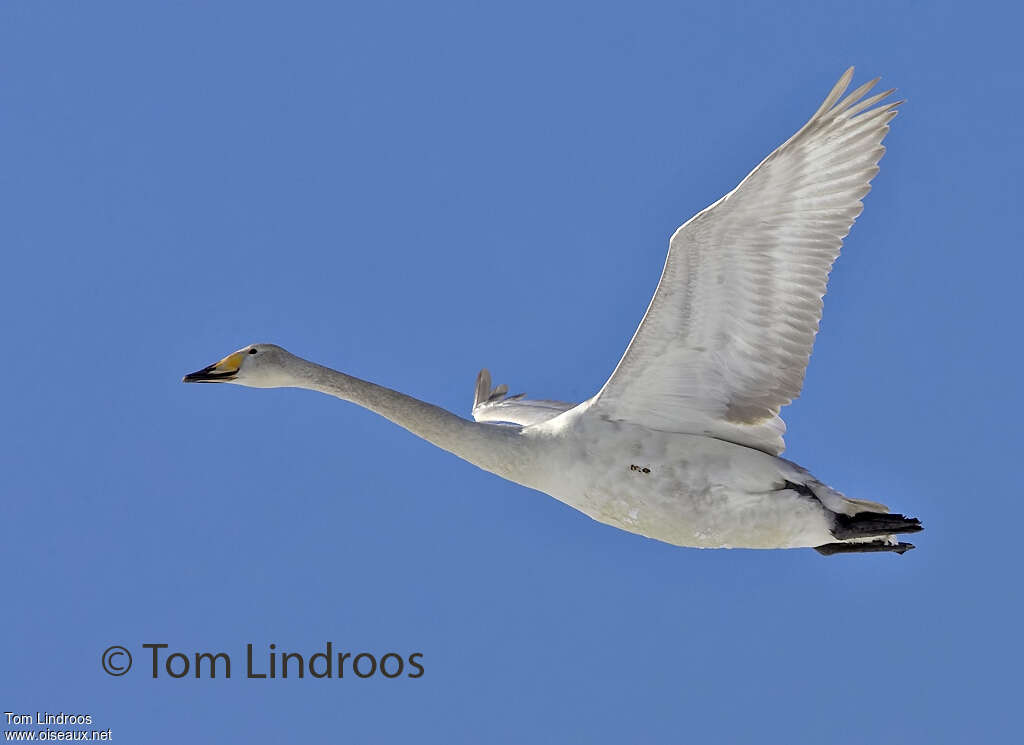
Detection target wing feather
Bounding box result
[591,69,899,455]
[471,369,576,428]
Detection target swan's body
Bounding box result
[185,69,922,554]
[495,409,840,550]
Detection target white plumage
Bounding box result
[472,369,574,428]
[186,69,921,555]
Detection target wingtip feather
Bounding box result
[812,67,855,119]
[843,87,897,118]
[833,77,880,116]
[474,369,492,409]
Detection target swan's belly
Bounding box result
[522,425,834,550]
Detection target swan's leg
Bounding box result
[831,511,923,540]
[814,540,915,556]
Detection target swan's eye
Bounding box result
[248,348,258,355]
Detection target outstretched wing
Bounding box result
[592,68,900,455]
[472,369,576,428]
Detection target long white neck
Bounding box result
[282,358,531,482]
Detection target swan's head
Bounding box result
[182,343,300,388]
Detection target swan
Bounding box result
[184,68,922,555]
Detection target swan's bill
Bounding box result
[182,351,245,383]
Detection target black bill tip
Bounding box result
[182,364,235,383]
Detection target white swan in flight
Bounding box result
[185,68,922,555]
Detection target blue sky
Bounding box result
[1,1,1021,742]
